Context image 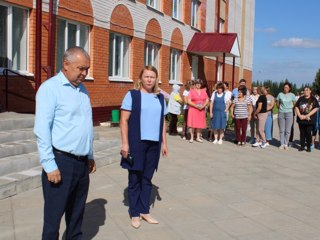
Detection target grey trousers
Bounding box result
[278,112,293,146]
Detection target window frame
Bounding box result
[0,3,30,75]
[191,0,200,29]
[108,32,132,82]
[146,0,161,11]
[55,18,91,78]
[169,48,182,84]
[172,0,182,20]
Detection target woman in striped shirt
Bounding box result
[230,86,252,146]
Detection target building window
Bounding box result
[56,19,90,73]
[147,0,161,11]
[145,42,159,69]
[191,0,200,28]
[169,49,181,84]
[0,4,28,72]
[109,33,130,80]
[172,0,182,20]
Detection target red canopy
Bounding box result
[187,32,240,57]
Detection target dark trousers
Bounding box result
[235,118,248,142]
[128,141,159,217]
[182,109,189,138]
[299,124,314,149]
[169,113,178,134]
[289,114,295,142]
[42,151,89,240]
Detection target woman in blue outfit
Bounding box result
[120,65,168,229]
[209,82,230,144]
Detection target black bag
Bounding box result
[121,153,134,166]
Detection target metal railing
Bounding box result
[2,69,35,111]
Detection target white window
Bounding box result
[172,0,182,20]
[109,33,130,81]
[145,42,159,69]
[169,49,181,84]
[191,56,198,80]
[0,4,28,72]
[147,0,161,11]
[56,19,90,73]
[191,0,200,28]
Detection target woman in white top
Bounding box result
[181,81,193,140]
[249,86,260,143]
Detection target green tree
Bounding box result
[312,69,320,95]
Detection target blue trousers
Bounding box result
[128,141,159,217]
[265,112,273,141]
[42,151,89,240]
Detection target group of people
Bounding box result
[34,47,319,238]
[167,78,320,152]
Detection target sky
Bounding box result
[252,0,320,87]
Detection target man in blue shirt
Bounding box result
[34,47,96,240]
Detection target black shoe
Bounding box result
[306,148,311,152]
[298,147,304,152]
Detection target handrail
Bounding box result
[2,69,35,111]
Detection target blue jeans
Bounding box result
[265,112,273,141]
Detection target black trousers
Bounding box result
[169,113,178,134]
[42,151,89,240]
[298,124,314,149]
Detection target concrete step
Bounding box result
[0,128,36,144]
[0,139,120,176]
[0,139,38,159]
[0,112,35,131]
[0,145,121,199]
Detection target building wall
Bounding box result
[0,0,255,123]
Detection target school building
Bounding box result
[0,0,255,124]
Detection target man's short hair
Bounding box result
[63,47,90,63]
[239,78,246,84]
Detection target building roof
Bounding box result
[187,33,241,57]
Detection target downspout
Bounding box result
[35,0,42,92]
[232,57,235,89]
[215,0,221,83]
[47,0,54,79]
[222,53,225,82]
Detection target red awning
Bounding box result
[187,33,240,57]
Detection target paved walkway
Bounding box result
[1,124,320,240]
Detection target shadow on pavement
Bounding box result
[122,184,162,209]
[61,198,107,240]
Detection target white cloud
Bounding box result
[255,27,277,33]
[273,38,320,48]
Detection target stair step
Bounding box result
[0,146,120,199]
[0,140,38,159]
[0,128,36,144]
[0,139,120,176]
[0,112,35,131]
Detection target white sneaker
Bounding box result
[260,142,267,149]
[213,139,218,144]
[284,145,289,150]
[252,142,261,147]
[218,139,223,144]
[279,145,285,150]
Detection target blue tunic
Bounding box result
[120,90,165,171]
[211,92,227,129]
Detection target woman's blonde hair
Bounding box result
[134,65,160,94]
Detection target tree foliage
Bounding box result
[312,69,320,95]
[251,79,299,97]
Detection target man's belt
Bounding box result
[53,146,88,161]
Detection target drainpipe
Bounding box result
[47,0,54,79]
[222,53,225,82]
[35,0,42,92]
[215,0,221,83]
[232,57,235,89]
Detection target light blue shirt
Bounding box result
[34,71,94,173]
[121,91,168,141]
